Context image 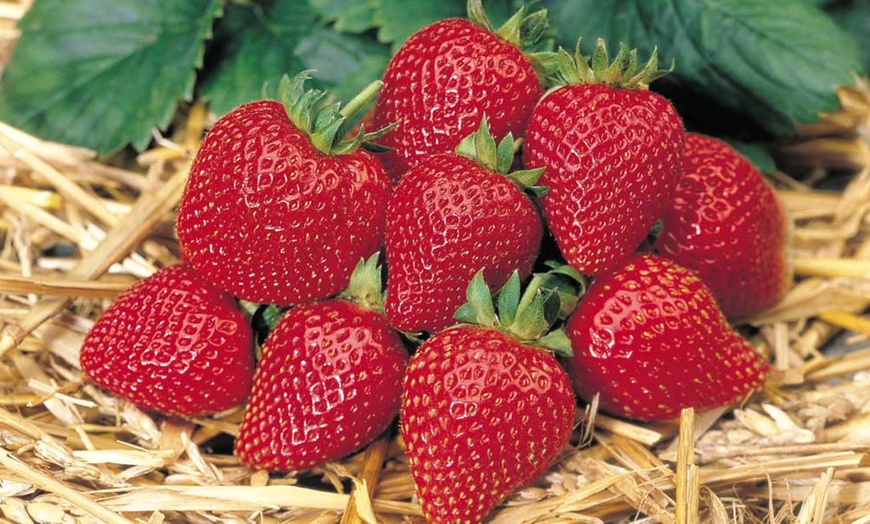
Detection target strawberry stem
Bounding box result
[339,80,382,119]
[277,71,392,156]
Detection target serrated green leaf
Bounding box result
[548,0,862,137]
[372,0,466,49]
[310,0,376,33]
[371,0,518,50]
[0,0,221,154]
[826,0,870,75]
[724,138,778,174]
[200,0,390,117]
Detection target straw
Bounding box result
[1,4,870,521]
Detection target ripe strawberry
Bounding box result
[656,132,791,320]
[235,256,408,471]
[177,73,391,306]
[80,264,254,418]
[372,1,546,183]
[384,120,543,333]
[523,40,685,277]
[565,254,769,421]
[402,271,576,523]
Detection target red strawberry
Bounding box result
[401,271,576,523]
[523,40,685,277]
[372,1,546,183]
[565,254,769,421]
[235,256,408,471]
[656,132,791,320]
[177,73,391,306]
[80,264,254,418]
[384,120,543,333]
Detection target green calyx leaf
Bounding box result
[340,252,385,312]
[454,270,499,328]
[453,263,586,350]
[277,71,389,155]
[538,261,587,320]
[456,118,548,193]
[466,0,548,51]
[537,329,573,357]
[552,38,673,90]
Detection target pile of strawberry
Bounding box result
[78,2,791,522]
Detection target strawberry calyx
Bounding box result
[549,38,674,90]
[466,0,547,52]
[453,264,586,356]
[279,71,395,156]
[456,118,548,197]
[339,252,386,313]
[466,0,554,80]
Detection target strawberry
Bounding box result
[656,132,791,320]
[401,270,577,523]
[523,40,685,277]
[384,120,544,333]
[176,73,392,306]
[372,0,546,183]
[80,264,254,418]
[565,254,769,421]
[235,255,408,471]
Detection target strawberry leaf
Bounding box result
[371,0,466,49]
[826,0,870,75]
[0,0,221,154]
[371,0,517,50]
[310,0,376,33]
[199,0,390,117]
[549,0,862,137]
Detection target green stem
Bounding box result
[516,272,545,318]
[339,80,383,119]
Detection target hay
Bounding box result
[2,4,870,523]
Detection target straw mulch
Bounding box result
[2,4,870,524]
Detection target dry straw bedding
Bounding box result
[2,4,870,524]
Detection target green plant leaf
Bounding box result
[825,0,870,75]
[199,0,390,117]
[371,0,518,50]
[0,0,221,154]
[547,0,862,138]
[724,138,778,174]
[371,0,466,49]
[310,0,376,33]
